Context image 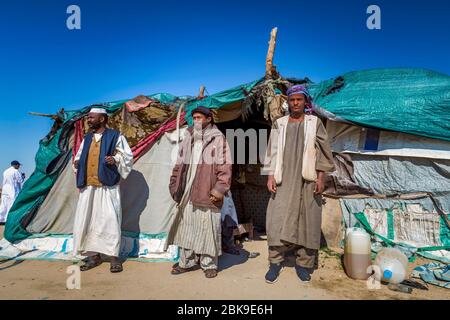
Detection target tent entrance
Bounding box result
[217,113,271,235]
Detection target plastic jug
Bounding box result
[344,228,372,280]
[374,247,409,284]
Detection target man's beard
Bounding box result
[193,122,203,140]
[290,110,304,118]
[88,122,102,131]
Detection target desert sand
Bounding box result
[0,226,449,300]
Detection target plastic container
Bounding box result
[343,228,372,280]
[374,247,409,284]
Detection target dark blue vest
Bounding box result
[76,128,121,188]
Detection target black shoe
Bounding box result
[265,263,283,284]
[295,265,311,282]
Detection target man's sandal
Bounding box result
[171,265,198,275]
[204,269,218,278]
[80,255,102,271]
[110,261,123,273]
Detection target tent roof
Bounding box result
[309,68,450,142]
[62,68,449,141]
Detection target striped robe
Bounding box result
[170,138,222,257]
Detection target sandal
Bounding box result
[204,269,218,278]
[171,265,198,275]
[80,255,102,271]
[110,261,123,273]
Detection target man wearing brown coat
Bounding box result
[167,106,232,278]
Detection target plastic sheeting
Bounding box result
[309,68,450,141]
[0,235,178,262]
[326,122,450,160]
[4,127,69,243]
[350,154,450,213]
[342,199,443,247]
[185,68,450,140]
[120,127,185,235]
[26,162,77,234]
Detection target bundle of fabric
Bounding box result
[241,78,292,122]
[89,101,176,147]
[412,262,450,289]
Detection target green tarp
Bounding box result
[309,68,450,141]
[184,78,263,125]
[4,129,64,242]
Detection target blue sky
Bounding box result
[1,0,449,177]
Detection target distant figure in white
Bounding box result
[0,160,24,224]
[73,108,133,273]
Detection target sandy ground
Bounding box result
[0,226,449,300]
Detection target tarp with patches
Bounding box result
[309,68,450,141]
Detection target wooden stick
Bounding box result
[265,27,278,79]
[28,111,55,118]
[28,111,62,121]
[199,85,205,98]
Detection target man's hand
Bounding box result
[267,175,277,193]
[105,156,116,166]
[314,171,325,195]
[209,190,223,205]
[74,160,79,169]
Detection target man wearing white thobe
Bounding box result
[72,108,133,273]
[0,160,24,224]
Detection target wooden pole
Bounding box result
[265,27,278,79]
[28,112,61,121]
[29,108,65,121]
[199,85,205,99]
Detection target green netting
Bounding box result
[309,68,450,141]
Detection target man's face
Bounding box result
[87,113,106,130]
[192,112,211,128]
[13,164,20,170]
[288,94,306,114]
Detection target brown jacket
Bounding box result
[169,124,232,209]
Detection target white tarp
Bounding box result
[327,122,450,160]
[0,236,178,262]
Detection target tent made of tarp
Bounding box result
[1,67,449,262]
